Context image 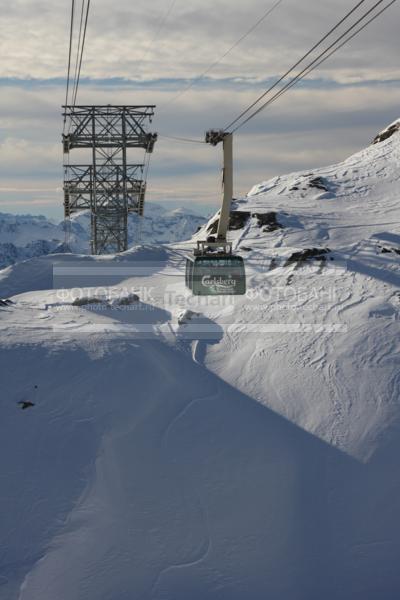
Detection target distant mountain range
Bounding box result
[0,203,207,269]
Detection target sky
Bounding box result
[0,0,400,219]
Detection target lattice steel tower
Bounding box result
[62,105,157,254]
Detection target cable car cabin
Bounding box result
[186,254,246,296]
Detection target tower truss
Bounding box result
[63,105,157,254]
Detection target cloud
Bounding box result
[1,79,400,218]
[1,0,399,82]
[1,0,400,217]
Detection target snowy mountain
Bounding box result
[0,203,206,268]
[0,213,71,269]
[1,121,400,599]
[70,203,207,248]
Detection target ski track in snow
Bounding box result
[151,390,220,596]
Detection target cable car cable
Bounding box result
[157,4,391,160]
[72,0,91,108]
[69,0,86,112]
[159,0,285,112]
[158,134,206,144]
[63,0,75,132]
[138,0,177,75]
[224,0,369,132]
[231,0,395,132]
[234,0,397,132]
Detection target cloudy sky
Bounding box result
[0,0,400,218]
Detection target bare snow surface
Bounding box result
[1,126,400,599]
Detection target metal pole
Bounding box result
[121,107,128,252]
[216,132,233,242]
[91,107,97,254]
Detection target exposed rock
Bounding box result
[207,219,219,235]
[17,401,35,410]
[373,121,400,144]
[72,296,105,306]
[0,299,14,307]
[308,177,329,192]
[378,245,400,255]
[285,248,330,267]
[207,211,251,234]
[229,211,251,230]
[208,211,283,235]
[253,212,283,232]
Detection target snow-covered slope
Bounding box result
[188,120,400,463]
[0,203,206,268]
[1,122,400,599]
